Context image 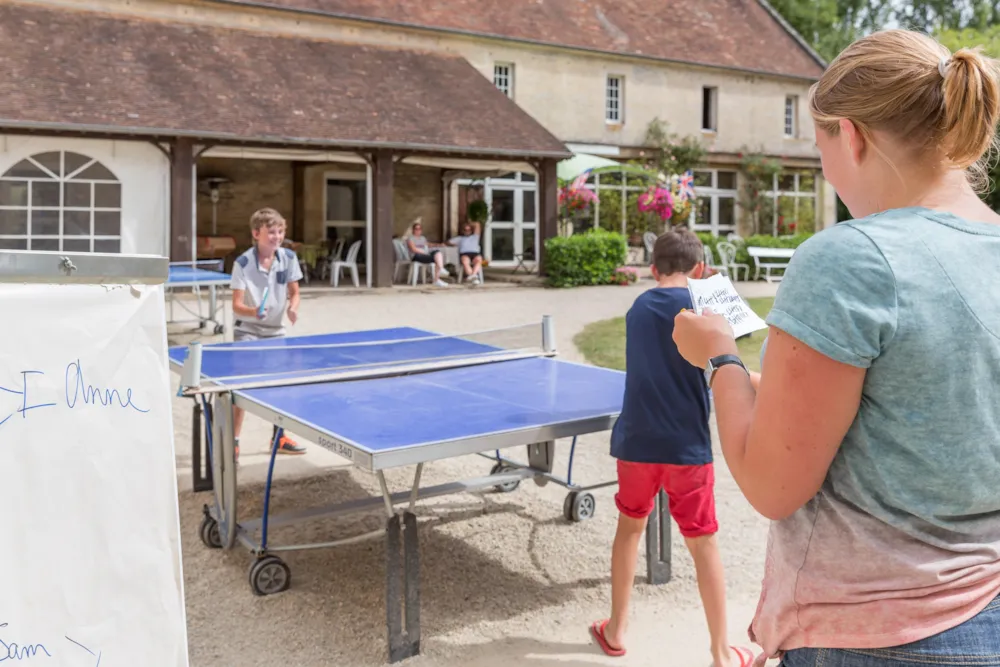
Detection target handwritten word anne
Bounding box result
[65,360,148,413]
[0,623,51,662]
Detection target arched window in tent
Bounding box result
[0,151,122,252]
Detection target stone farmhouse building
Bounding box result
[0,0,832,286]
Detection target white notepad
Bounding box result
[686,273,768,339]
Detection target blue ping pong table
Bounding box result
[169,317,674,663]
[166,260,231,334]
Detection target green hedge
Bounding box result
[696,232,814,278]
[543,229,628,287]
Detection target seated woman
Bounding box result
[405,219,449,287]
[448,221,483,283]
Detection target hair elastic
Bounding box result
[939,57,951,77]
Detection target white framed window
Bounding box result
[493,62,513,98]
[768,171,817,235]
[0,150,122,252]
[784,96,798,137]
[689,169,737,236]
[606,75,623,124]
[453,172,536,266]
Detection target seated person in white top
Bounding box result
[448,221,483,283]
[405,219,449,287]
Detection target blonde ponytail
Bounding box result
[809,29,1000,192]
[941,48,1000,184]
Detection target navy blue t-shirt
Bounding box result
[609,287,712,465]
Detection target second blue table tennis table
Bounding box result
[166,260,231,334]
[169,317,673,663]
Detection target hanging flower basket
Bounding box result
[637,185,674,222]
[559,182,599,217]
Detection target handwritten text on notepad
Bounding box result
[0,623,102,664]
[0,361,147,428]
[686,274,768,339]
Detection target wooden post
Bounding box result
[170,137,195,262]
[537,158,559,276]
[371,150,395,288]
[292,162,307,242]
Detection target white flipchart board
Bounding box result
[0,251,189,666]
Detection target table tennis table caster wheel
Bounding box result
[199,513,222,549]
[564,491,596,522]
[249,555,291,596]
[489,462,521,493]
[214,323,224,335]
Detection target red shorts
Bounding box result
[614,460,718,538]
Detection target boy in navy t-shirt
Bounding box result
[590,228,756,667]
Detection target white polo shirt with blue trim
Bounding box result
[230,246,303,337]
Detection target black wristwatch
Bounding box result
[704,354,748,387]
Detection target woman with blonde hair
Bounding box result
[673,29,1000,666]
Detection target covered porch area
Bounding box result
[191,148,555,287]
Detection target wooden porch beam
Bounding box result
[371,150,395,288]
[292,162,307,242]
[170,137,195,262]
[537,158,559,276]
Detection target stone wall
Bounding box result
[197,158,445,261]
[195,157,294,252]
[394,163,443,240]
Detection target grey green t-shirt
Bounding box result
[450,233,481,254]
[230,246,303,337]
[750,207,1000,656]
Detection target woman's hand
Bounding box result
[672,308,739,368]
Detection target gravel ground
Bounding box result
[168,279,778,667]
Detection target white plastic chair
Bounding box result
[716,241,750,281]
[703,245,729,277]
[457,260,483,284]
[643,231,657,261]
[392,239,411,283]
[330,240,361,287]
[318,238,344,282]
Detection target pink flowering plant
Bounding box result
[637,185,674,222]
[613,265,640,285]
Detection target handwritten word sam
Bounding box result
[0,623,50,662]
[0,360,148,428]
[0,624,102,665]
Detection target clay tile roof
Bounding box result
[230,0,827,80]
[0,3,571,158]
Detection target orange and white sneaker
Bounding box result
[275,434,306,455]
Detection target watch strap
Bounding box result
[707,354,747,386]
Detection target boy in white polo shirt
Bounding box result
[229,207,306,458]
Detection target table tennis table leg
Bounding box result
[527,440,555,484]
[379,471,421,663]
[645,490,672,585]
[191,399,214,493]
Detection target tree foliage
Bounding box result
[769,1,1000,210]
[642,118,707,177]
[769,0,1000,61]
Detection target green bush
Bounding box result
[697,231,814,279]
[543,229,628,287]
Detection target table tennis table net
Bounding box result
[187,322,550,391]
